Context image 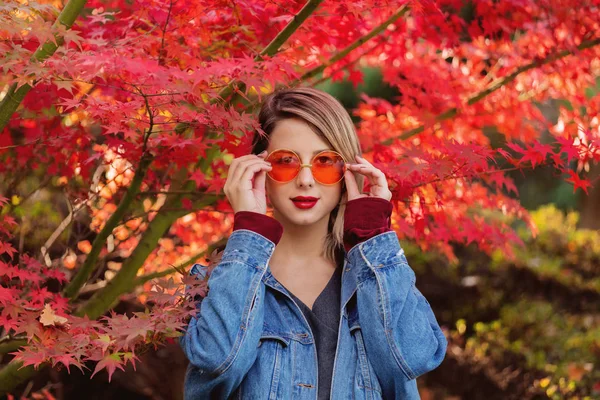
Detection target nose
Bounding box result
[296,164,315,188]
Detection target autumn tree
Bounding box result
[0,0,598,396]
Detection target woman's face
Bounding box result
[265,118,343,227]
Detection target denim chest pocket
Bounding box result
[350,323,383,399]
[236,330,290,400]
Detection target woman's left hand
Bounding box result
[344,155,393,202]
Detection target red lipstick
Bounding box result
[291,196,319,209]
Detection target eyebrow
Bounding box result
[311,149,330,155]
[274,148,332,156]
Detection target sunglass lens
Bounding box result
[312,151,345,184]
[266,150,300,182]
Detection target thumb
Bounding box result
[344,170,361,200]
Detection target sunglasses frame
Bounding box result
[265,148,347,185]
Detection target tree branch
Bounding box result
[74,194,217,319]
[291,5,409,85]
[308,38,386,87]
[217,0,325,103]
[378,37,600,147]
[0,363,37,394]
[63,153,153,299]
[157,0,174,66]
[240,5,408,114]
[0,339,27,355]
[131,236,228,289]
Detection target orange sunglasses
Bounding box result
[265,149,347,185]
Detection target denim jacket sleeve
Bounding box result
[179,229,275,396]
[347,231,447,387]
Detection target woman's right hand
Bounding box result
[223,150,272,214]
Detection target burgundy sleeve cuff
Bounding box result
[343,197,393,252]
[233,211,283,245]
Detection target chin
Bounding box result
[274,202,332,226]
[289,212,324,226]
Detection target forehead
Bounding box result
[267,118,332,155]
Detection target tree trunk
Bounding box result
[578,162,600,230]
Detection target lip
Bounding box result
[291,196,319,209]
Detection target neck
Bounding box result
[272,210,330,261]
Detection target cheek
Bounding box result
[265,181,273,203]
[322,184,343,208]
[265,181,286,205]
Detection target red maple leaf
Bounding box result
[0,314,19,332]
[565,170,592,194]
[189,169,207,189]
[51,353,85,373]
[0,241,17,259]
[89,353,126,382]
[0,286,18,306]
[556,136,581,162]
[520,142,554,168]
[11,348,48,370]
[348,68,364,87]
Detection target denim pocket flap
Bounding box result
[258,332,290,348]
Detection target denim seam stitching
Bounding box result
[232,228,277,249]
[212,262,269,377]
[358,244,416,381]
[347,231,396,261]
[355,329,374,394]
[268,342,283,400]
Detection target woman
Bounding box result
[180,87,447,399]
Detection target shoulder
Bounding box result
[190,244,227,278]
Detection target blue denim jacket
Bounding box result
[180,229,447,399]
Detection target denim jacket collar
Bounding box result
[261,257,357,316]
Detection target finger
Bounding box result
[240,163,271,191]
[355,155,374,167]
[348,162,379,177]
[227,157,249,186]
[348,163,388,189]
[232,159,269,186]
[232,159,270,185]
[227,152,267,181]
[238,162,272,191]
[253,168,267,192]
[343,170,361,200]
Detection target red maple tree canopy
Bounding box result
[0,0,599,394]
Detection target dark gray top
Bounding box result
[286,265,342,400]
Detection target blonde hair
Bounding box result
[252,87,364,263]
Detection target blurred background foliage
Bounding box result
[318,69,600,213]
